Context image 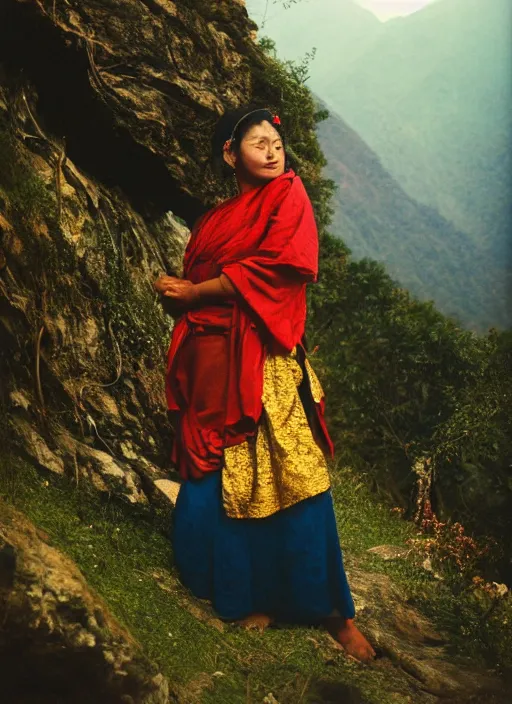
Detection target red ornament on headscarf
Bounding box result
[272,115,281,125]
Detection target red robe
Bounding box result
[165,170,333,479]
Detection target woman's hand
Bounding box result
[154,275,170,296]
[163,278,200,307]
[154,276,199,307]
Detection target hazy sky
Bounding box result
[357,0,434,20]
[248,2,437,25]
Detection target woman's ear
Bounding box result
[223,149,236,170]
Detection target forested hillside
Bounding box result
[316,103,508,333]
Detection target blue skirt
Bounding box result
[172,472,356,623]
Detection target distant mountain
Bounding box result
[316,105,511,333]
[246,0,384,94]
[321,0,512,254]
[245,0,512,331]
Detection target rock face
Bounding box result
[0,0,260,217]
[0,499,170,703]
[0,0,271,504]
[0,83,187,502]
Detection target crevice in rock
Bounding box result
[1,634,140,704]
[0,0,204,228]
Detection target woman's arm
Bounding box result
[154,274,236,307]
[193,274,236,301]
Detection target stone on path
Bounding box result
[367,544,411,561]
[154,479,181,506]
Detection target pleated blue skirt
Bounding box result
[171,471,356,623]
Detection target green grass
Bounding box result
[330,468,416,556]
[0,457,396,703]
[1,454,510,702]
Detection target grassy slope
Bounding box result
[2,455,511,703]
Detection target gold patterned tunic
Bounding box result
[223,350,331,519]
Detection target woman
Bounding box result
[154,107,375,662]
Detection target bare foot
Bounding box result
[323,617,376,662]
[236,613,274,632]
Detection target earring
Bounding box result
[233,172,239,191]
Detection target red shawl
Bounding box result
[165,170,330,479]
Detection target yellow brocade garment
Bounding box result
[222,352,331,519]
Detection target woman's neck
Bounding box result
[236,172,286,195]
[236,176,265,194]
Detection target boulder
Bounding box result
[0,499,170,703]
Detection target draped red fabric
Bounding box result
[165,170,332,479]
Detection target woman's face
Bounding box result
[225,121,286,187]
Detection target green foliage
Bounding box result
[0,128,55,222]
[430,330,512,559]
[0,122,84,359]
[308,242,512,577]
[330,466,512,677]
[92,216,171,363]
[0,125,65,270]
[309,242,479,460]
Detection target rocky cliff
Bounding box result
[0,0,286,504]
